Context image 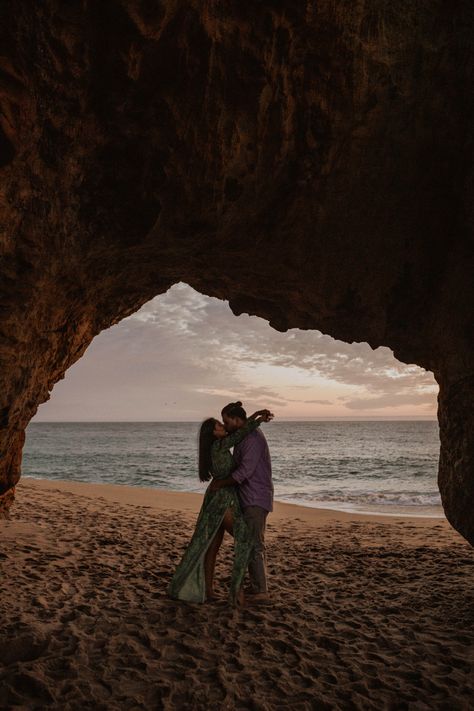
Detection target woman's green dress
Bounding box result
[168,418,260,603]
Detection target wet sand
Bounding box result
[1,477,473,710]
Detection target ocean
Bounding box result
[22,421,443,517]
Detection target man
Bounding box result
[210,401,274,603]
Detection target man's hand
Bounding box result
[209,476,236,492]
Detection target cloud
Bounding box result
[342,393,436,410]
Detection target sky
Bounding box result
[33,283,438,422]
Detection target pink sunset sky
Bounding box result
[33,283,438,422]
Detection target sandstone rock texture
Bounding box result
[0,2,472,541]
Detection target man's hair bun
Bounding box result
[221,400,247,419]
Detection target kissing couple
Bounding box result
[168,401,274,607]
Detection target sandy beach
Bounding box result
[1,478,473,710]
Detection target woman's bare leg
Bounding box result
[222,509,234,536]
[204,524,225,599]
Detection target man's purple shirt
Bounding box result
[231,428,273,512]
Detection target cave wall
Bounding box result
[0,1,472,541]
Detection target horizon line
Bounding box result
[30,416,438,424]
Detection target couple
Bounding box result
[168,401,274,606]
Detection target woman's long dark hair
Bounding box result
[198,418,217,482]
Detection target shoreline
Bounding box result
[21,475,445,522]
[275,496,444,519]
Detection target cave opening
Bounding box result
[23,283,441,519]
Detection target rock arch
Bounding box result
[0,1,472,543]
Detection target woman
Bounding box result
[168,406,271,605]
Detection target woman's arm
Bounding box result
[215,417,261,451]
